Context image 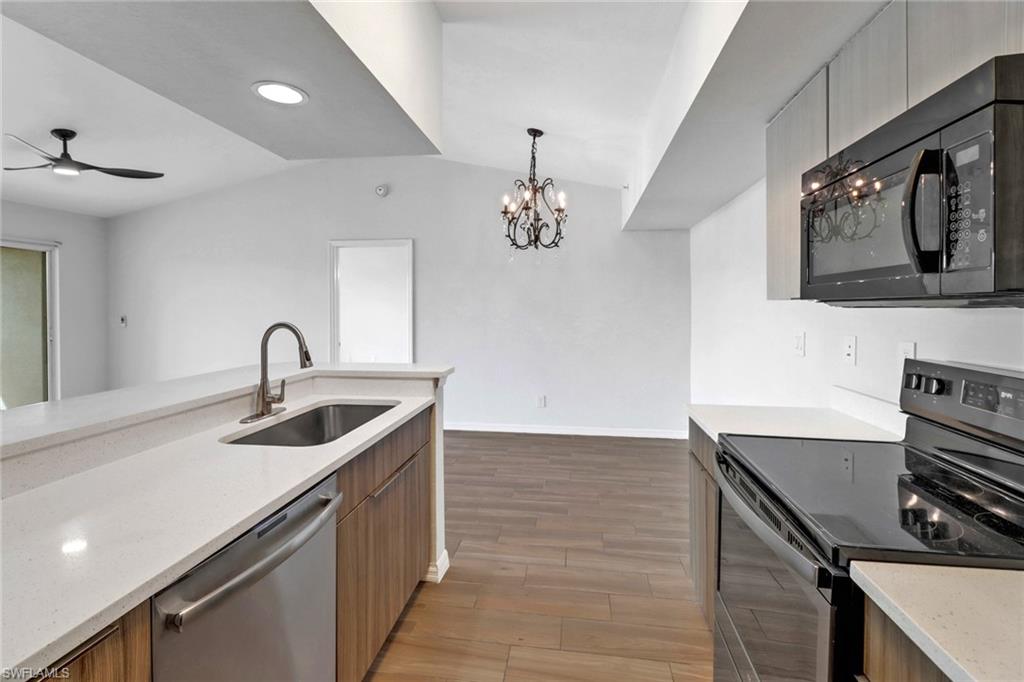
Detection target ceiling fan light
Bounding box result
[252,81,308,105]
[52,164,79,176]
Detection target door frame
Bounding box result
[328,239,414,365]
[1,237,61,401]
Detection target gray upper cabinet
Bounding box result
[908,0,1024,106]
[829,0,908,154]
[766,68,827,301]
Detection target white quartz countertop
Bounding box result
[1,382,439,672]
[0,362,453,454]
[688,404,904,442]
[852,561,1024,681]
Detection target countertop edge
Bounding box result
[0,363,454,454]
[851,562,974,682]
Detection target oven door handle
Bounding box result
[715,461,821,586]
[901,148,944,273]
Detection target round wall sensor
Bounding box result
[375,184,389,198]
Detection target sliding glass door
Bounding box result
[1,244,55,408]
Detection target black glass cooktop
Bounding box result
[719,419,1024,568]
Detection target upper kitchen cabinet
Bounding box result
[766,68,828,300]
[828,1,908,153]
[907,0,1024,106]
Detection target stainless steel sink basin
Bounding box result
[229,403,395,447]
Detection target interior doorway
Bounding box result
[330,239,413,364]
[1,240,60,408]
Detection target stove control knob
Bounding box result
[904,373,923,390]
[923,377,946,395]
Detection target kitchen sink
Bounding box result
[229,403,395,447]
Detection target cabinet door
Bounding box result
[702,466,719,629]
[766,67,828,300]
[688,452,708,621]
[338,447,430,682]
[829,0,908,153]
[35,602,150,682]
[863,597,951,681]
[908,0,1023,106]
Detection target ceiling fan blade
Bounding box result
[86,165,164,179]
[4,134,57,161]
[3,163,52,171]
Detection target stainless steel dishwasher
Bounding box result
[152,476,342,681]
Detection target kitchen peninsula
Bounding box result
[1,362,453,680]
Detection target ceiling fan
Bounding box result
[3,129,164,179]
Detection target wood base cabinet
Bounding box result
[337,445,431,682]
[31,601,150,682]
[860,597,950,682]
[688,419,719,628]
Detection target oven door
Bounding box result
[714,456,842,682]
[800,134,943,302]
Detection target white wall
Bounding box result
[690,180,1024,407]
[107,156,690,436]
[1,200,109,398]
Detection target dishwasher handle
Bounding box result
[165,491,344,632]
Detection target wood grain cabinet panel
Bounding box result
[908,0,1023,106]
[766,67,828,300]
[336,409,430,519]
[687,421,719,629]
[33,601,150,682]
[862,597,950,682]
[338,446,430,682]
[829,0,908,153]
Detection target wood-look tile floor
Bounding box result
[367,431,713,682]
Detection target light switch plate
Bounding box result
[842,335,857,365]
[793,331,806,357]
[898,341,917,360]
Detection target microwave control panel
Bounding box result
[944,132,993,272]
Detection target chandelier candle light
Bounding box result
[500,128,567,250]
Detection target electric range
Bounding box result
[712,359,1024,681]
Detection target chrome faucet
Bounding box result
[241,322,313,424]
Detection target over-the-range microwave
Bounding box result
[800,54,1024,307]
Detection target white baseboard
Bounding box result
[425,549,449,583]
[444,421,688,440]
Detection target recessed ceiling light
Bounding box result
[252,81,308,105]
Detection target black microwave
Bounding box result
[800,54,1024,307]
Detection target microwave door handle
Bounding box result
[901,148,943,273]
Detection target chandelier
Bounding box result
[500,128,567,250]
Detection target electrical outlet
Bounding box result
[898,341,917,361]
[793,331,806,357]
[536,395,547,408]
[842,335,857,365]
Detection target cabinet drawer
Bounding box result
[688,419,717,472]
[336,407,430,519]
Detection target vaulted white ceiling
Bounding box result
[437,2,690,189]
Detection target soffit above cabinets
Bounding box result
[0,0,442,161]
[622,0,887,231]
